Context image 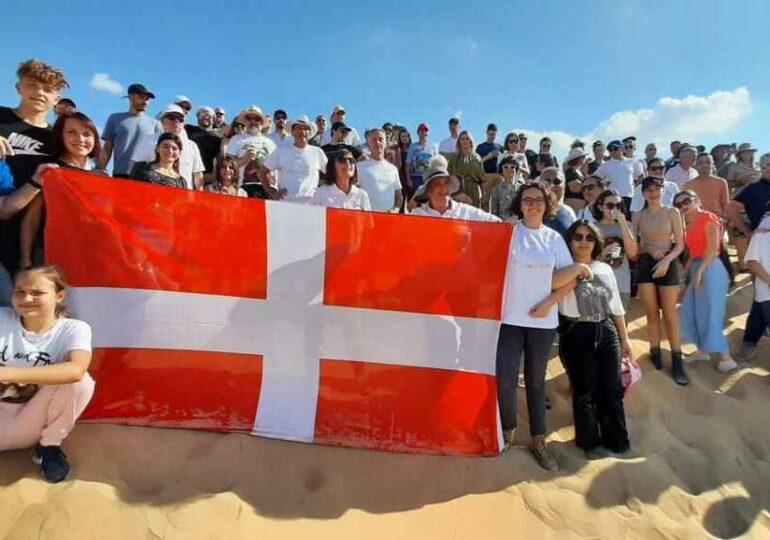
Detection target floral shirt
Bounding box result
[490,179,519,219]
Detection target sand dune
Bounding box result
[1,274,769,540]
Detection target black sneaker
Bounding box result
[33,444,70,483]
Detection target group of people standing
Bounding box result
[1,58,769,479]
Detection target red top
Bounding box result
[685,211,722,258]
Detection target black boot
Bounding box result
[671,351,689,386]
[649,347,663,370]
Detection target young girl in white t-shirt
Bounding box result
[0,265,94,483]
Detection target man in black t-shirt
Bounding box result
[321,122,362,161]
[185,106,222,183]
[0,59,68,274]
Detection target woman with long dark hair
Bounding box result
[559,220,631,457]
[129,133,187,189]
[593,189,638,310]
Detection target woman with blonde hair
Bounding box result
[448,131,485,208]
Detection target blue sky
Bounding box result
[2,0,768,158]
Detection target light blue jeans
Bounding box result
[679,258,729,353]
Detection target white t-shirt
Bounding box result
[268,132,294,147]
[594,158,635,198]
[745,223,770,302]
[0,308,92,403]
[131,133,205,190]
[501,222,573,329]
[575,206,596,222]
[357,158,401,212]
[262,144,328,201]
[439,136,458,154]
[559,261,625,318]
[410,201,501,222]
[310,184,371,210]
[664,165,698,189]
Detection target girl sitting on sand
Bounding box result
[0,265,94,483]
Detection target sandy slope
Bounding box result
[1,275,769,540]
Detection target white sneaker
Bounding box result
[717,357,739,373]
[684,350,710,363]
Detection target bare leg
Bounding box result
[638,283,661,347]
[658,286,681,351]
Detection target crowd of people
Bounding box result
[1,59,769,479]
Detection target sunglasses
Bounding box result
[602,201,621,210]
[674,197,694,208]
[521,197,546,206]
[541,178,563,185]
[335,156,356,164]
[649,166,665,171]
[572,232,597,242]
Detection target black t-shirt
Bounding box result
[186,125,221,174]
[321,142,362,161]
[0,106,54,271]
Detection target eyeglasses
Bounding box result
[521,197,546,206]
[572,233,597,242]
[582,184,598,191]
[602,201,621,210]
[674,197,694,208]
[335,156,356,164]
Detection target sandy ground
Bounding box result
[1,274,769,540]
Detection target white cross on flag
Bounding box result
[44,169,512,456]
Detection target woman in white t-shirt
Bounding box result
[574,176,606,221]
[497,183,593,472]
[557,221,631,457]
[0,266,94,483]
[310,150,371,210]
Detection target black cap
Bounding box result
[57,97,76,108]
[449,117,460,125]
[593,140,604,147]
[126,83,155,99]
[622,136,636,143]
[332,121,351,133]
[382,122,393,130]
[273,109,287,119]
[642,176,664,190]
[487,123,498,131]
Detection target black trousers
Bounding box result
[560,319,629,452]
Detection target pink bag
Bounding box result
[621,354,642,397]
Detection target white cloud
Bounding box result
[90,73,124,96]
[515,87,752,159]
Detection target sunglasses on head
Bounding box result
[572,232,597,242]
[674,197,694,208]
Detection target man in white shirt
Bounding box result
[225,106,277,180]
[594,140,636,215]
[664,144,698,189]
[439,117,460,157]
[319,105,361,147]
[357,128,403,212]
[622,136,647,183]
[130,104,205,189]
[267,108,293,147]
[260,115,327,202]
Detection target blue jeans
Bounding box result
[679,258,730,353]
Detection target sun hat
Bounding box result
[287,114,318,139]
[156,104,186,120]
[236,105,268,124]
[736,142,757,155]
[565,147,588,162]
[414,156,460,197]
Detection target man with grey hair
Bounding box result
[664,144,698,189]
[357,128,403,212]
[309,114,326,146]
[186,106,222,182]
[213,107,227,135]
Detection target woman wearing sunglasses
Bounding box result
[498,131,530,179]
[558,220,631,458]
[310,150,371,210]
[490,155,521,220]
[593,189,638,310]
[673,190,737,373]
[574,176,606,221]
[632,177,687,385]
